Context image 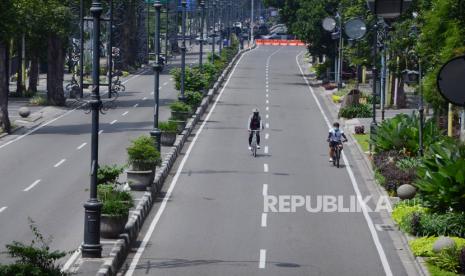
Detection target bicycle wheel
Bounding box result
[332,148,336,166]
[336,148,340,168]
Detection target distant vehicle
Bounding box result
[270,26,288,35]
[262,33,289,40]
[234,22,242,29]
[269,24,285,33]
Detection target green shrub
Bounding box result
[201,62,219,88]
[409,236,438,257]
[426,262,458,276]
[418,212,465,238]
[159,121,178,132]
[372,113,442,155]
[98,184,133,216]
[416,139,465,212]
[170,101,191,113]
[97,164,124,185]
[373,150,418,193]
[0,219,67,275]
[30,95,48,106]
[185,91,203,108]
[170,67,207,92]
[428,247,460,274]
[396,157,422,171]
[392,202,427,234]
[314,62,330,79]
[126,135,161,170]
[338,104,371,119]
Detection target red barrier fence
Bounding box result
[255,39,306,46]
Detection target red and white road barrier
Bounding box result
[255,39,306,46]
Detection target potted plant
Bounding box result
[170,101,192,121]
[97,164,125,185]
[185,91,203,109]
[159,121,178,146]
[168,117,187,134]
[98,184,133,239]
[126,135,162,190]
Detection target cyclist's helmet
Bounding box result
[333,122,340,128]
[253,108,259,114]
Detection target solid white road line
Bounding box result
[264,146,269,154]
[262,184,268,196]
[259,249,266,268]
[24,179,41,192]
[54,159,66,168]
[265,133,269,140]
[122,111,129,116]
[77,142,87,150]
[98,130,104,135]
[296,51,393,276]
[110,120,117,125]
[261,213,267,227]
[0,206,7,213]
[264,163,269,172]
[133,103,139,108]
[124,45,257,276]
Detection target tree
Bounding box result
[0,1,16,133]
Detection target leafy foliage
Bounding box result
[170,67,207,92]
[372,113,442,155]
[416,139,465,212]
[170,101,191,113]
[159,121,178,132]
[126,135,161,170]
[185,91,203,108]
[338,104,371,119]
[98,184,133,216]
[0,219,67,275]
[374,151,418,193]
[97,164,124,185]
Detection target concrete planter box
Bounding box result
[171,111,190,121]
[126,169,155,191]
[160,131,177,146]
[100,213,128,239]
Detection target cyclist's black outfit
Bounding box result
[248,113,262,146]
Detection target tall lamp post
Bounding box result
[199,1,206,69]
[211,0,217,63]
[366,0,411,151]
[179,0,187,101]
[151,1,163,152]
[81,0,103,258]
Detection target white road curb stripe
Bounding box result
[296,51,393,276]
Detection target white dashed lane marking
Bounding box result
[77,143,87,150]
[24,179,41,192]
[54,159,66,168]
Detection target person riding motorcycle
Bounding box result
[248,108,263,150]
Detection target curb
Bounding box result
[93,45,256,276]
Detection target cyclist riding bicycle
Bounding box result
[248,108,263,150]
[327,122,348,162]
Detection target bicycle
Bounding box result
[330,140,346,168]
[250,130,260,157]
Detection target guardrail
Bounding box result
[255,39,306,46]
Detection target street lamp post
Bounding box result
[108,0,113,99]
[211,0,216,64]
[366,0,411,151]
[179,0,187,102]
[81,0,103,258]
[79,0,84,98]
[199,1,205,69]
[151,1,163,152]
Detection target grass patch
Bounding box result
[409,236,465,257]
[426,262,458,276]
[354,133,369,152]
